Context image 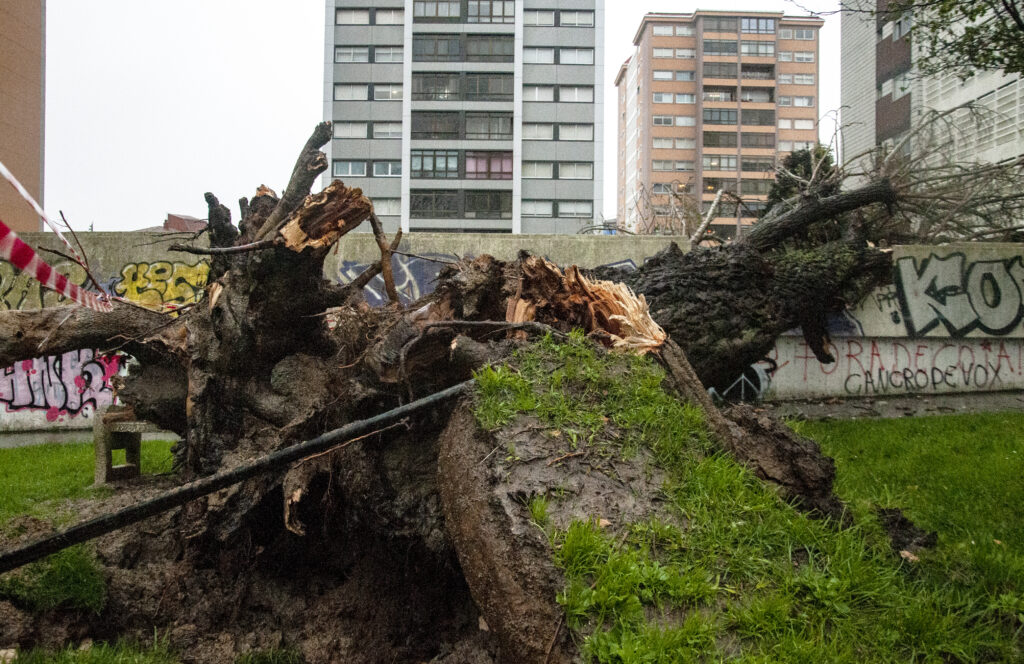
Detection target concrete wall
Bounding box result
[3,234,1023,432]
[0,232,685,431]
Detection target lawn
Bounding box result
[0,439,176,526]
[796,414,1024,599]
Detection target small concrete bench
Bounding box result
[93,404,162,485]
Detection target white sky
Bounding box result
[43,0,841,231]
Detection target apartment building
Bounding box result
[842,3,1024,168]
[0,0,45,233]
[323,0,604,234]
[616,11,822,238]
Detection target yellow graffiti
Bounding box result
[114,261,210,309]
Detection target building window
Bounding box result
[793,73,815,85]
[560,11,594,27]
[559,201,593,218]
[793,95,814,107]
[704,108,737,125]
[467,0,515,23]
[413,35,461,61]
[676,24,695,36]
[523,123,555,140]
[740,88,773,102]
[559,86,594,102]
[652,160,674,171]
[558,162,593,179]
[653,25,674,36]
[375,198,401,216]
[741,109,775,126]
[778,96,792,106]
[703,62,737,78]
[741,17,775,34]
[413,1,461,20]
[704,40,738,56]
[652,137,673,149]
[334,122,367,138]
[778,141,792,152]
[703,177,738,193]
[411,150,459,178]
[676,137,696,149]
[675,93,695,104]
[741,64,774,79]
[373,161,402,177]
[522,200,554,217]
[652,115,674,126]
[466,151,512,179]
[675,71,696,81]
[523,162,554,178]
[524,85,555,102]
[524,10,555,26]
[524,48,555,64]
[373,122,403,138]
[374,84,403,101]
[778,28,793,39]
[703,132,738,147]
[741,156,775,172]
[335,46,369,63]
[778,73,793,84]
[336,9,369,24]
[559,124,593,141]
[653,92,673,104]
[795,29,815,40]
[411,190,459,218]
[412,112,460,139]
[560,48,594,65]
[653,70,673,80]
[703,16,738,32]
[794,118,815,130]
[794,51,815,63]
[778,51,793,62]
[465,73,513,100]
[465,112,512,139]
[465,35,514,62]
[374,46,404,63]
[741,179,773,195]
[375,8,404,24]
[675,116,696,126]
[676,48,696,58]
[333,161,367,177]
[334,84,368,100]
[653,48,675,58]
[465,191,512,218]
[674,160,695,171]
[778,118,793,129]
[412,73,460,100]
[741,41,775,57]
[741,133,775,148]
[703,155,738,170]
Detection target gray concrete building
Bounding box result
[323,0,604,234]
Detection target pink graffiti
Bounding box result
[0,349,123,419]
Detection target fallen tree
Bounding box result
[0,124,911,662]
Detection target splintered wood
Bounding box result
[506,256,666,354]
[279,180,373,252]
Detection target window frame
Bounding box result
[332,160,367,177]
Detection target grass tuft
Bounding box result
[0,545,106,613]
[12,639,177,663]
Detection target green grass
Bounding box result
[12,639,179,663]
[0,439,176,526]
[796,414,1024,610]
[473,333,1024,663]
[0,545,106,613]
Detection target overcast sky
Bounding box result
[43,0,841,231]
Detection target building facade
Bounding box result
[0,0,46,233]
[323,0,604,234]
[616,11,822,238]
[841,2,1024,168]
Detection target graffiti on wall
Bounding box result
[0,259,209,424]
[895,252,1024,337]
[0,350,123,423]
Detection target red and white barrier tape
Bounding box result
[0,160,112,312]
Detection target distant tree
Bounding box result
[761,145,839,219]
[882,0,1024,78]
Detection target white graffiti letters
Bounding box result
[896,253,1024,336]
